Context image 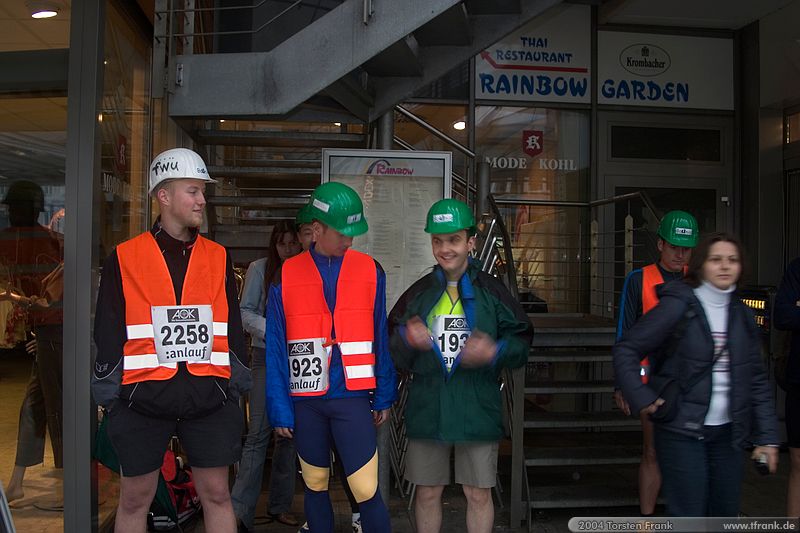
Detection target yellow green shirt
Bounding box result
[426,281,469,371]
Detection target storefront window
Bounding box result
[476,106,590,312]
[94,2,153,526]
[0,6,68,531]
[787,111,800,144]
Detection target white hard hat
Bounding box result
[149,148,216,194]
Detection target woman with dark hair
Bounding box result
[232,220,302,532]
[613,232,779,517]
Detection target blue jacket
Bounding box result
[265,245,397,429]
[613,280,778,448]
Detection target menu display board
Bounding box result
[322,149,452,309]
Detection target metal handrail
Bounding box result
[393,135,474,193]
[155,0,322,42]
[394,105,475,159]
[487,194,519,299]
[493,191,662,223]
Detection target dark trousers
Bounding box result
[654,423,744,516]
[15,324,63,468]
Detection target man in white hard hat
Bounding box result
[92,148,251,533]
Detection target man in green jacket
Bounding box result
[389,199,533,533]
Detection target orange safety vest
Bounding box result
[117,232,231,385]
[281,249,377,396]
[638,264,664,384]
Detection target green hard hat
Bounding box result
[295,203,314,230]
[657,210,699,248]
[307,182,368,237]
[424,199,476,235]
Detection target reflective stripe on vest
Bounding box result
[117,232,231,384]
[281,249,377,396]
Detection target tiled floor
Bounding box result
[0,347,64,533]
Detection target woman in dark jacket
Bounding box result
[613,233,779,517]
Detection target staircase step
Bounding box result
[529,350,613,363]
[525,446,641,467]
[207,197,308,208]
[529,314,616,347]
[530,483,640,509]
[208,166,320,178]
[524,412,639,430]
[197,129,366,147]
[525,380,615,394]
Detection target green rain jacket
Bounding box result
[389,262,533,442]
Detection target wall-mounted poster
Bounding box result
[322,149,452,309]
[598,31,734,110]
[474,3,591,104]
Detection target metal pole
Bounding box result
[476,161,490,218]
[376,110,393,506]
[64,0,105,530]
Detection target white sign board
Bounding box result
[322,150,451,310]
[475,4,591,104]
[598,31,734,110]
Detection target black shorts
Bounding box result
[786,388,800,448]
[106,400,243,477]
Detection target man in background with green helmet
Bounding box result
[388,198,533,533]
[613,209,699,516]
[265,182,396,533]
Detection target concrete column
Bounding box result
[376,110,393,506]
[377,111,394,150]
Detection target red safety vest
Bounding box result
[637,264,664,384]
[117,232,231,385]
[281,249,377,396]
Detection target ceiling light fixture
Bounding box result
[27,1,60,19]
[452,121,466,131]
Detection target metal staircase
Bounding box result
[478,194,664,528]
[193,122,369,264]
[159,0,561,122]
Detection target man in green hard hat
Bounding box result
[613,209,699,516]
[388,198,533,532]
[265,182,396,533]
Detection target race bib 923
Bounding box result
[287,337,329,394]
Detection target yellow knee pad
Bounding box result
[346,450,379,503]
[299,456,330,492]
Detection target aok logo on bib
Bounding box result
[168,307,199,323]
[444,317,470,331]
[289,341,314,356]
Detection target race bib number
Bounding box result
[287,337,329,394]
[431,315,470,371]
[152,305,214,364]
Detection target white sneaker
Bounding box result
[298,522,310,533]
[352,517,362,533]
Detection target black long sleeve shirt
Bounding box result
[92,221,249,419]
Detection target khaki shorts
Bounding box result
[404,439,499,488]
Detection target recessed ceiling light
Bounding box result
[219,119,225,123]
[334,122,342,127]
[453,121,466,130]
[27,1,60,19]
